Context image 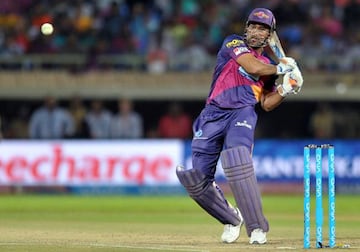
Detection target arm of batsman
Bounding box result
[277,66,304,97]
[276,57,297,75]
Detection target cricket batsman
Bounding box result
[176,8,303,245]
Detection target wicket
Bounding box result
[303,144,335,249]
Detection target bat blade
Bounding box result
[265,31,286,64]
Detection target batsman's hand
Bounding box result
[276,57,297,75]
[277,66,304,97]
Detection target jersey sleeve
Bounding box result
[222,35,251,61]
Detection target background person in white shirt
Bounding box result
[110,98,143,139]
[29,96,75,139]
[85,99,112,139]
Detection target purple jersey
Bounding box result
[207,34,276,109]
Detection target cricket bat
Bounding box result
[264,31,286,64]
[265,31,303,93]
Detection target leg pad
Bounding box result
[176,167,240,225]
[221,146,269,236]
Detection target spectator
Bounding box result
[29,95,75,139]
[333,107,360,139]
[146,38,168,74]
[68,95,89,138]
[177,35,211,72]
[157,102,192,139]
[309,103,335,139]
[85,99,112,139]
[110,97,143,138]
[5,106,30,139]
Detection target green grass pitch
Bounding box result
[0,194,359,251]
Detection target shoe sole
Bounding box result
[250,241,267,245]
[249,238,267,245]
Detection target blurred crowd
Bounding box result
[1,96,194,140]
[0,0,359,72]
[1,96,359,140]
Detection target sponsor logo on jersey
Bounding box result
[226,39,244,48]
[235,120,252,129]
[194,130,202,137]
[193,129,208,140]
[233,47,250,55]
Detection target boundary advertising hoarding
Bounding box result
[184,140,360,183]
[0,139,359,194]
[0,140,183,186]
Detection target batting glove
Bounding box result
[276,57,297,75]
[277,66,304,97]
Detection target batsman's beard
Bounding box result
[244,32,269,48]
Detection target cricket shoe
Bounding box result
[249,228,267,244]
[221,208,244,243]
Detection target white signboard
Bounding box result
[0,140,183,186]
